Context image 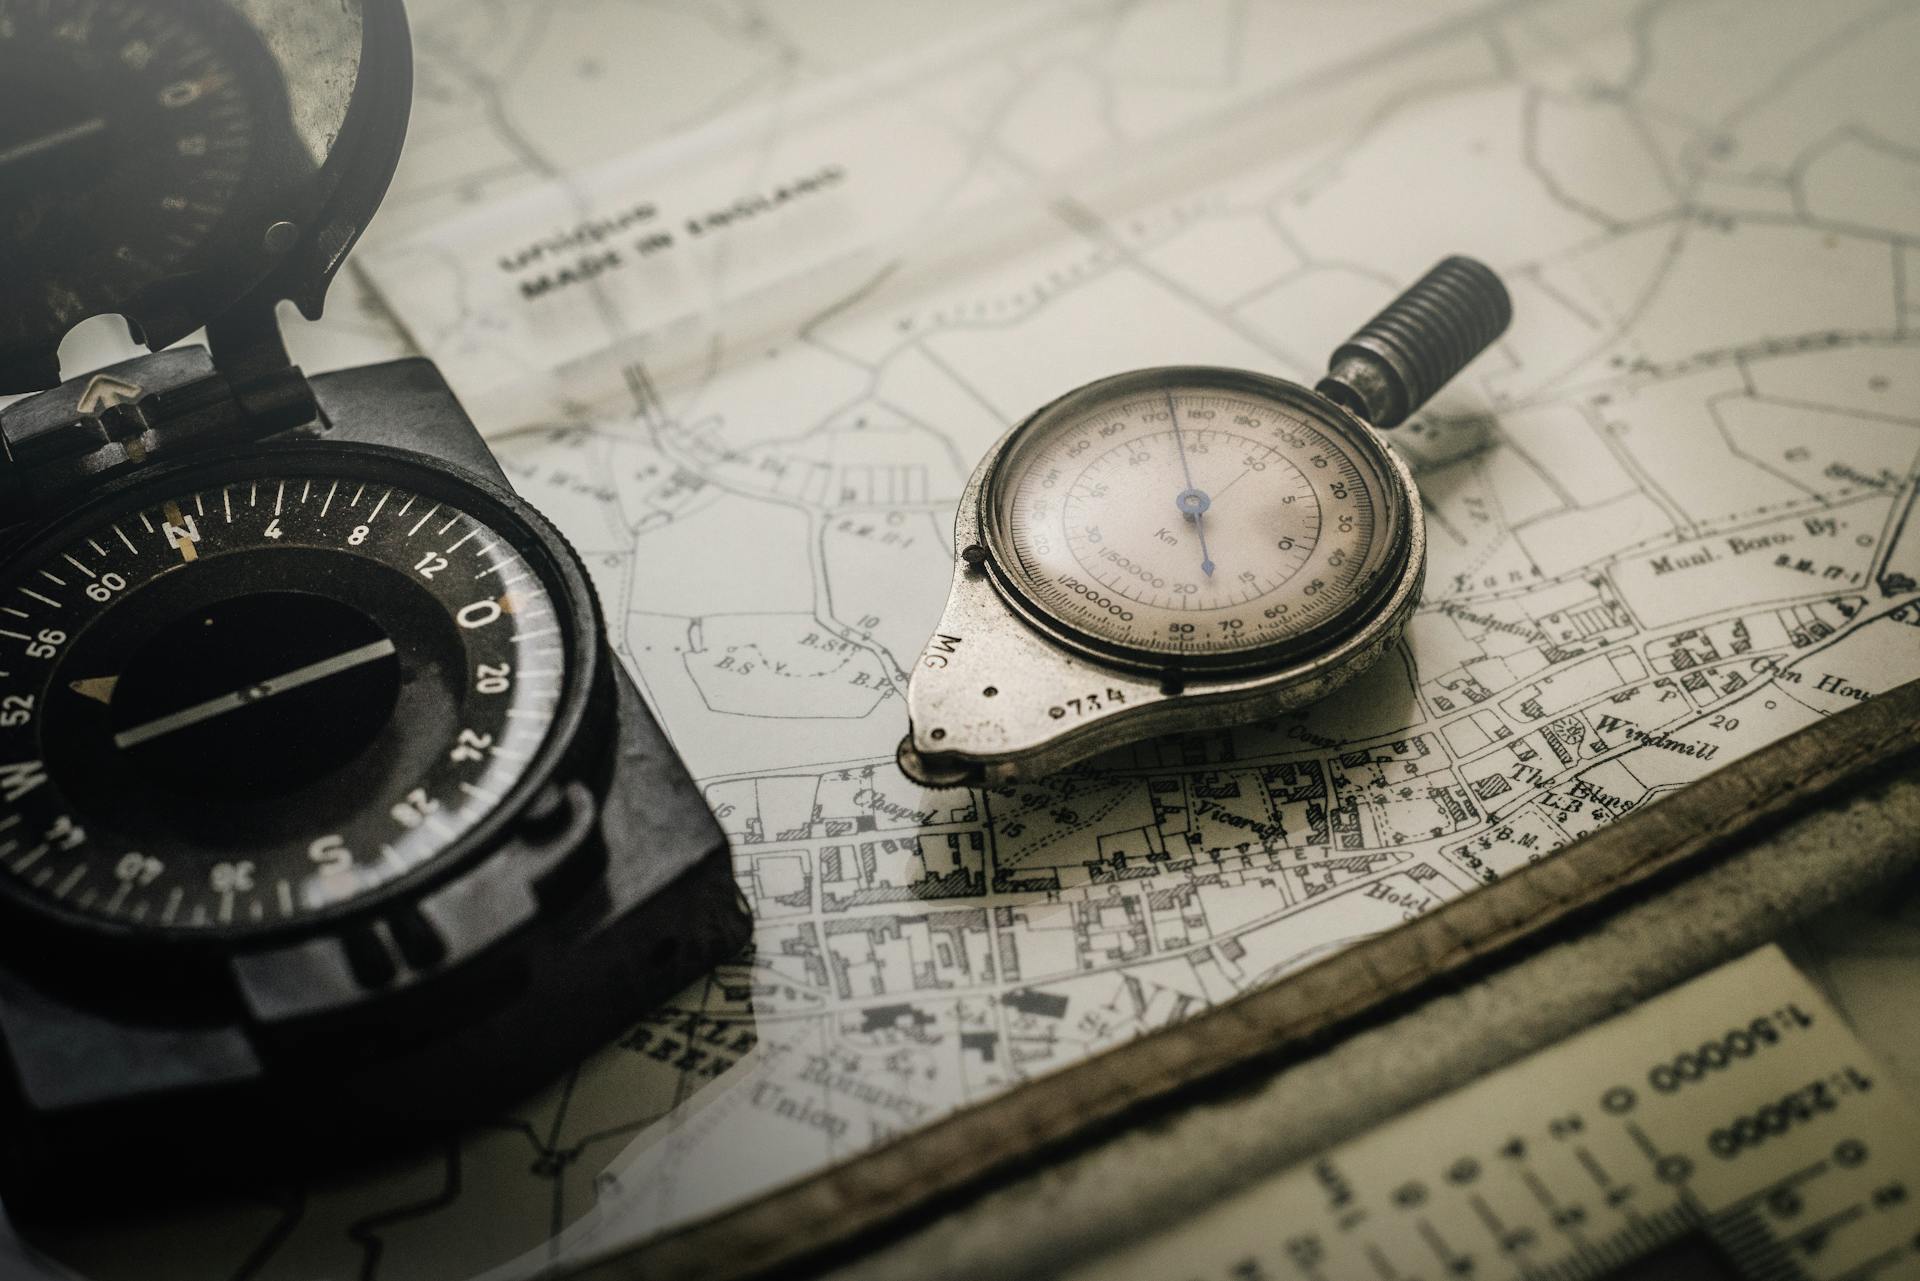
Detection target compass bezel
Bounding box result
[0,439,609,954]
[979,366,1417,678]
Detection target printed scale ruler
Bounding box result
[1078,947,1920,1281]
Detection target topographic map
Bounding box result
[10,0,1920,1278]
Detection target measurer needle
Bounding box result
[1166,390,1215,577]
[110,639,397,750]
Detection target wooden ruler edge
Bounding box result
[587,679,1920,1281]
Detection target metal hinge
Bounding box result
[0,300,321,525]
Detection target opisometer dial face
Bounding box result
[986,371,1409,667]
[0,0,279,337]
[0,455,582,937]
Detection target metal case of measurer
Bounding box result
[898,256,1511,788]
[900,369,1426,788]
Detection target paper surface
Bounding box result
[14,1,1920,1278]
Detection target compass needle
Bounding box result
[112,638,398,750]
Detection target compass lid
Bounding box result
[0,0,413,395]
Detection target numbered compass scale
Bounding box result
[0,0,746,1211]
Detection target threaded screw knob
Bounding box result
[1315,255,1511,429]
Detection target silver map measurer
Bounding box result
[900,256,1512,787]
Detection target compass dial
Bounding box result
[0,0,279,335]
[987,370,1411,668]
[0,452,590,937]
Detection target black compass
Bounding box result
[0,0,747,1213]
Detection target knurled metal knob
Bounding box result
[1316,255,1511,429]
